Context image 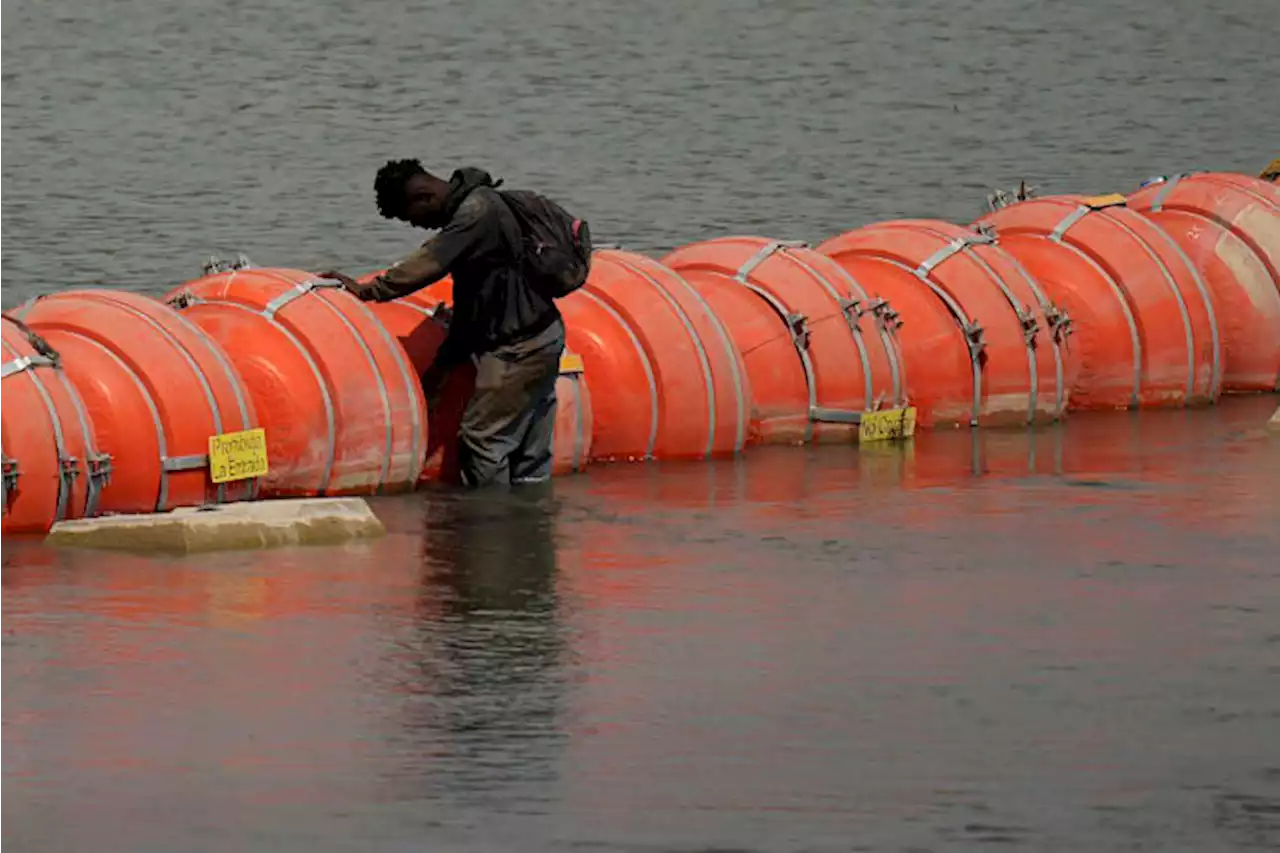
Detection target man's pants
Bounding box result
[457,319,565,488]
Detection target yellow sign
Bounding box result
[559,353,585,375]
[209,428,269,484]
[859,406,917,443]
[1080,193,1127,209]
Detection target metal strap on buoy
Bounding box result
[1,336,78,522]
[929,228,1046,424]
[260,272,397,491]
[164,303,260,501]
[1052,200,1214,403]
[974,223,1072,418]
[576,288,660,460]
[169,286,340,493]
[350,297,427,486]
[657,264,749,454]
[7,300,113,512]
[609,255,722,460]
[1046,205,1144,407]
[902,240,987,426]
[732,241,866,436]
[813,259,907,410]
[773,247,882,413]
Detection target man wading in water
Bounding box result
[322,160,592,487]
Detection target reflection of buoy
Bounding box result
[12,290,258,514]
[819,219,1072,427]
[975,194,1221,410]
[664,237,905,444]
[166,268,425,497]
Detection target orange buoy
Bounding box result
[1128,173,1280,391]
[365,293,593,483]
[1,315,108,533]
[559,249,750,461]
[817,219,1071,428]
[12,291,257,514]
[165,267,425,497]
[975,194,1222,409]
[663,237,906,444]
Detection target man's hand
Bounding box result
[317,270,369,300]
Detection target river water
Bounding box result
[4,0,1280,850]
[5,398,1280,852]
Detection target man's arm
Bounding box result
[360,193,493,302]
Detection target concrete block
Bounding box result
[44,498,385,554]
[1269,405,1280,433]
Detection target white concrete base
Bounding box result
[44,498,385,554]
[1269,405,1280,433]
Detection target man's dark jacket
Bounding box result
[362,167,560,368]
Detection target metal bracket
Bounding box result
[430,302,454,329]
[1,312,62,370]
[167,290,201,310]
[785,312,810,350]
[1,353,57,380]
[985,181,1038,212]
[735,239,808,282]
[963,321,986,354]
[866,297,902,332]
[89,453,114,486]
[262,277,345,318]
[0,450,17,512]
[1045,305,1073,343]
[59,457,82,506]
[162,454,209,472]
[202,253,255,275]
[915,231,991,279]
[1017,306,1040,346]
[837,297,863,330]
[809,407,863,425]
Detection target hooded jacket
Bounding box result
[363,167,561,368]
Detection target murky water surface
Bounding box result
[5,398,1279,852]
[5,0,1280,849]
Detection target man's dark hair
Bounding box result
[374,158,429,219]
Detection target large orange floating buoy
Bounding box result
[165,267,425,497]
[817,219,1072,428]
[12,291,257,515]
[1127,172,1280,391]
[663,237,905,444]
[975,194,1222,409]
[559,249,750,461]
[364,285,593,483]
[1,315,108,534]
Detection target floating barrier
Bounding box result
[1,315,106,533]
[1127,172,1280,392]
[12,290,257,514]
[817,219,1072,428]
[166,268,426,497]
[974,195,1221,410]
[559,249,750,460]
[360,277,593,481]
[663,237,905,445]
[5,169,1277,539]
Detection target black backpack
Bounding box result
[499,189,592,299]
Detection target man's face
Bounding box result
[401,174,449,229]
